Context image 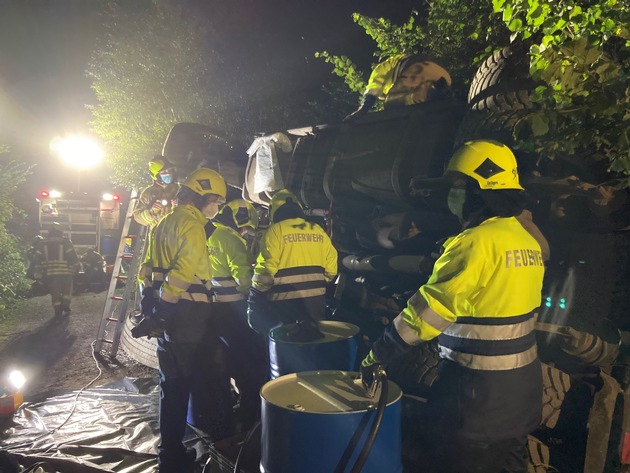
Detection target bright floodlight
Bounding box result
[8,370,25,390]
[50,135,104,170]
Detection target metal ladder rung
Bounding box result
[95,188,147,359]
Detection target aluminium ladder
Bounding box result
[94,190,148,358]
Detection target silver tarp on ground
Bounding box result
[0,378,236,473]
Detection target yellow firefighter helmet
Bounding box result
[181,168,227,199]
[269,189,303,223]
[446,140,523,190]
[148,156,174,181]
[220,199,259,230]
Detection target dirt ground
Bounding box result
[0,289,157,401]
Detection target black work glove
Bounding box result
[131,299,177,339]
[131,316,164,339]
[140,287,156,318]
[343,94,377,122]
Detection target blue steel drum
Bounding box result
[269,321,359,379]
[261,370,403,473]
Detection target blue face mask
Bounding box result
[159,172,173,185]
[447,188,466,220]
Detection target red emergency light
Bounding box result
[40,190,50,198]
[102,193,122,202]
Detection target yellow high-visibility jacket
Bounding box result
[364,54,452,105]
[139,204,212,304]
[207,223,254,302]
[364,54,408,100]
[253,218,337,301]
[35,236,79,277]
[393,216,545,370]
[133,182,179,227]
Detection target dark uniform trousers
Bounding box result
[157,300,232,473]
[214,300,267,430]
[45,274,73,314]
[412,359,541,473]
[248,292,326,338]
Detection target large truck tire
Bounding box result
[454,45,538,154]
[541,362,572,429]
[467,46,536,111]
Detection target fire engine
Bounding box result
[36,189,124,260]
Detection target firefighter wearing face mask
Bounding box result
[248,190,338,339]
[133,156,179,227]
[361,140,546,473]
[137,168,230,473]
[206,199,267,431]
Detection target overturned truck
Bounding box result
[158,46,630,472]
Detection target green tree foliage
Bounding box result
[0,153,34,309]
[496,0,630,174]
[316,4,511,103]
[318,1,629,176]
[87,1,234,189]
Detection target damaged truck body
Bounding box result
[138,46,630,472]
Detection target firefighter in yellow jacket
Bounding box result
[361,140,545,473]
[33,222,79,317]
[345,53,452,121]
[248,190,338,338]
[137,168,228,473]
[206,199,267,430]
[133,156,179,227]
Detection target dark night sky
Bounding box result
[0,0,417,197]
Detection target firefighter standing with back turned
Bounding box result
[361,140,545,473]
[248,189,338,340]
[136,168,228,473]
[33,222,79,317]
[206,199,267,431]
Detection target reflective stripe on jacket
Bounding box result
[207,223,253,302]
[142,204,212,304]
[36,237,78,277]
[253,218,337,300]
[396,216,545,370]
